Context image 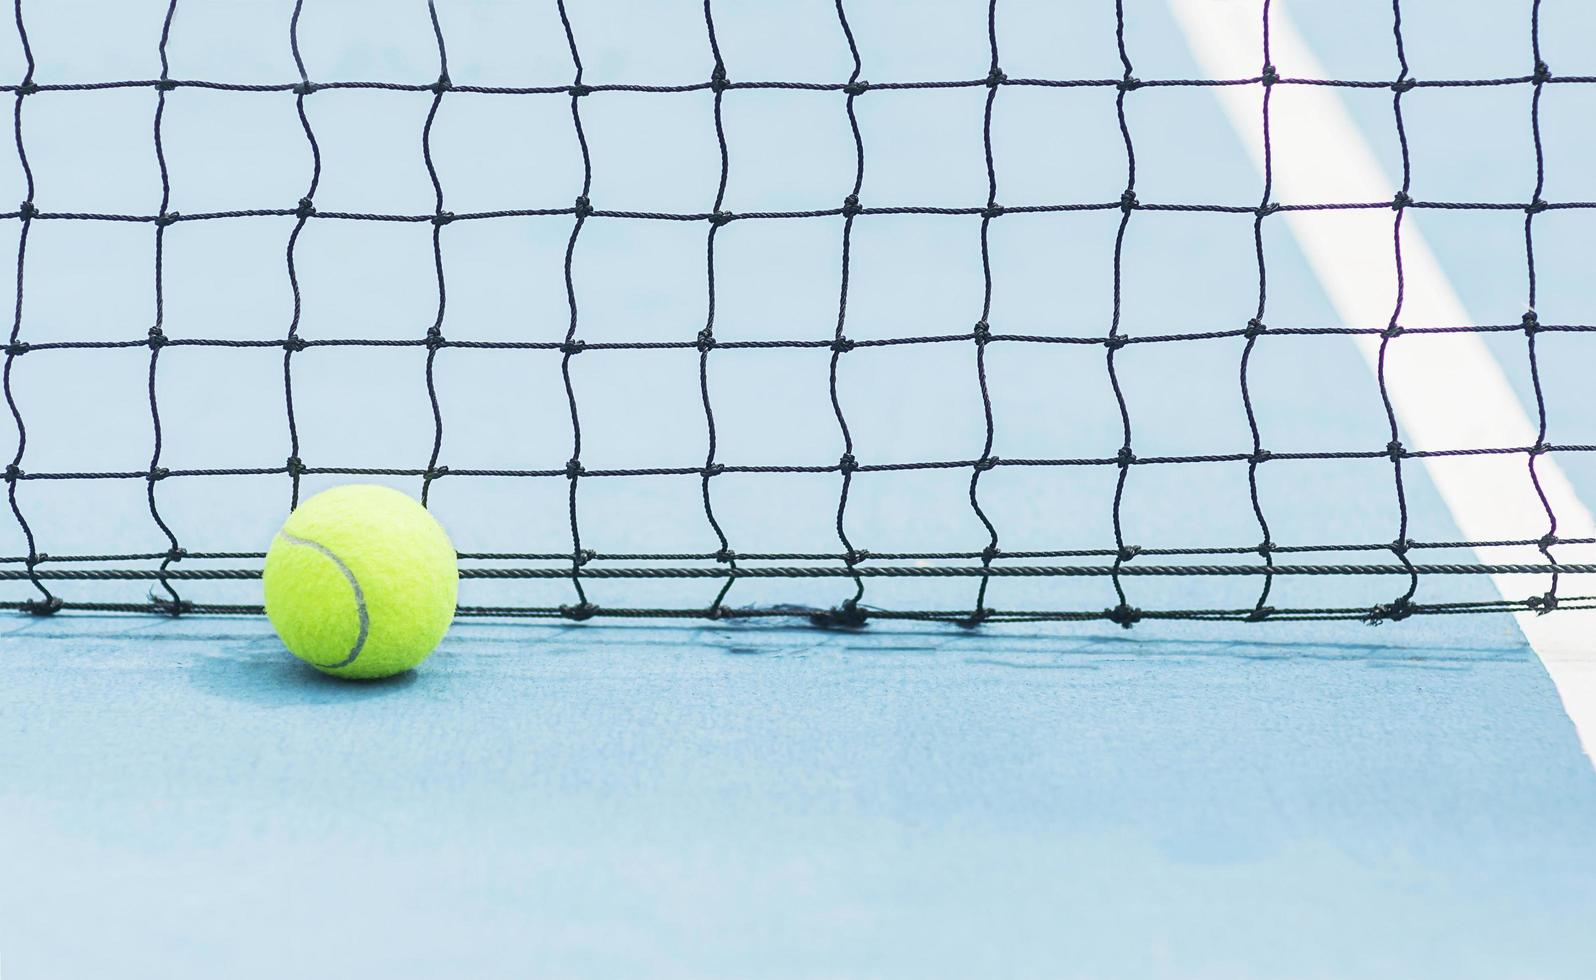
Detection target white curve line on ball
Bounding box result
[277,532,369,669]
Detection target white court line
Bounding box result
[1169,0,1596,760]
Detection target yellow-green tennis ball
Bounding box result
[263,484,458,680]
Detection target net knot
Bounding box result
[980,544,1000,563]
[1390,191,1412,210]
[1521,311,1541,334]
[431,74,452,94]
[560,338,586,356]
[1117,544,1140,563]
[1104,334,1129,351]
[560,602,597,621]
[843,548,869,565]
[155,210,181,227]
[838,452,858,474]
[710,65,730,93]
[164,546,187,562]
[1107,603,1141,628]
[959,607,992,628]
[1391,76,1418,93]
[843,80,869,96]
[1538,531,1558,550]
[1526,197,1549,215]
[1381,323,1404,339]
[1529,441,1549,457]
[812,600,868,629]
[713,547,735,563]
[1533,60,1553,84]
[15,80,37,97]
[1367,596,1414,624]
[3,463,20,482]
[1249,448,1272,464]
[18,201,37,219]
[830,336,854,353]
[424,326,446,349]
[293,80,318,96]
[1246,606,1275,622]
[155,77,178,92]
[1260,64,1278,86]
[151,594,194,617]
[565,458,584,479]
[295,197,316,218]
[1384,439,1405,461]
[1389,538,1412,555]
[574,548,595,567]
[1256,540,1274,557]
[423,464,449,480]
[702,462,725,478]
[285,456,305,476]
[431,211,455,226]
[695,327,716,352]
[568,82,592,97]
[1117,75,1142,92]
[981,203,1005,219]
[147,466,169,482]
[146,326,168,349]
[972,320,991,343]
[23,595,64,616]
[841,194,862,217]
[985,67,1007,88]
[282,335,308,352]
[1116,446,1136,468]
[709,210,734,226]
[973,455,999,472]
[1254,202,1279,218]
[573,195,593,217]
[1119,189,1138,213]
[1531,591,1558,614]
[1245,317,1267,337]
[4,340,27,356]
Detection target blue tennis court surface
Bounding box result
[6,614,1596,977]
[5,1,1596,976]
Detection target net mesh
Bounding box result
[4,0,1596,627]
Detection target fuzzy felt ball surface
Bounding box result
[263,484,458,679]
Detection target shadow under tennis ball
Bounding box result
[185,638,422,706]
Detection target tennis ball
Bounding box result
[263,484,458,680]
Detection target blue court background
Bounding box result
[4,1,1596,977]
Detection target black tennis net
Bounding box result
[4,0,1596,627]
